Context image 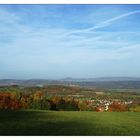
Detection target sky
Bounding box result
[0,4,140,79]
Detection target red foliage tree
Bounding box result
[108,102,128,112]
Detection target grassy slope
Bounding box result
[0,110,140,136]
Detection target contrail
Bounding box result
[64,9,140,36]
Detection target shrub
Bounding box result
[109,102,128,112]
[129,106,140,112]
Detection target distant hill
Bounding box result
[61,77,140,82]
[0,77,140,89]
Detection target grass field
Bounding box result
[0,110,140,136]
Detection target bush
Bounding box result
[129,106,140,112]
[108,102,128,112]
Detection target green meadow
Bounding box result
[0,110,140,136]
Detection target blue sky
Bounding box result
[0,4,140,79]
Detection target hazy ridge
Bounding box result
[0,77,140,89]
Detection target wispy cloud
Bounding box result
[64,9,140,36]
[0,5,140,78]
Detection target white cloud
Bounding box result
[64,9,140,36]
[0,5,140,78]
